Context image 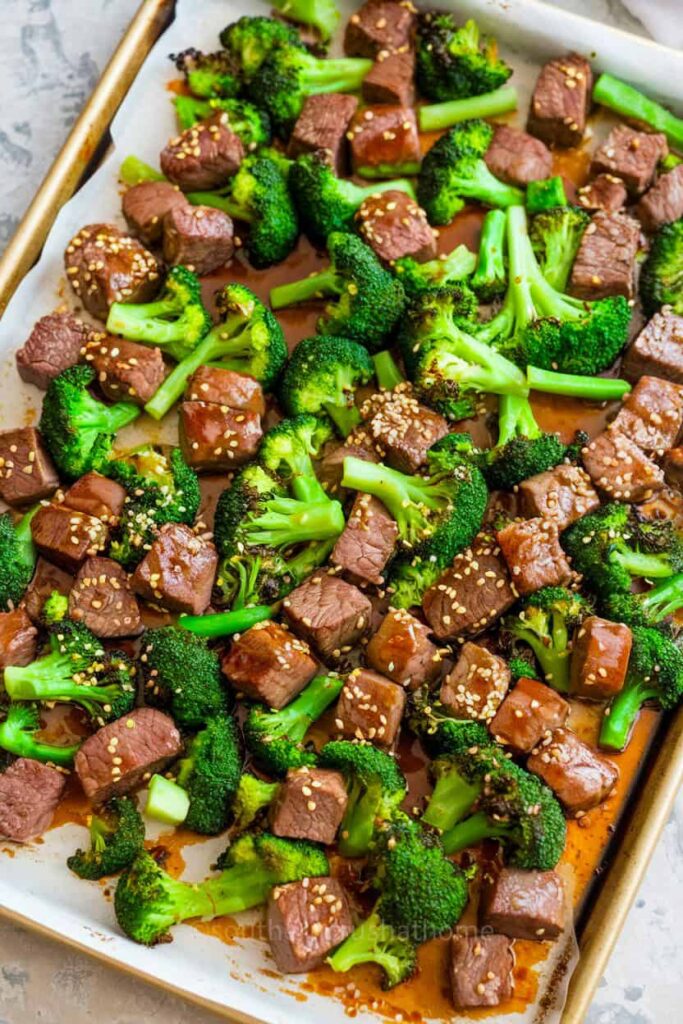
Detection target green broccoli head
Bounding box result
[176,713,243,835]
[0,508,37,611]
[503,586,592,693]
[483,394,569,491]
[219,15,303,81]
[230,773,280,834]
[171,47,240,98]
[394,244,477,299]
[398,284,480,383]
[640,218,683,316]
[67,797,145,879]
[529,204,590,292]
[0,703,81,767]
[141,627,229,730]
[220,154,299,269]
[259,414,333,504]
[416,13,512,102]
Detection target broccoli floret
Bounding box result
[42,589,68,624]
[529,204,590,292]
[407,684,491,757]
[394,244,477,299]
[471,208,507,301]
[526,176,568,213]
[271,0,339,42]
[173,96,271,150]
[231,773,280,833]
[219,15,303,81]
[259,414,333,503]
[171,48,240,99]
[0,703,80,767]
[176,713,243,835]
[640,219,683,316]
[416,13,512,103]
[140,627,228,730]
[503,586,591,693]
[67,797,145,879]
[270,232,406,351]
[601,575,683,629]
[593,73,683,152]
[0,508,37,611]
[482,394,570,490]
[328,910,417,989]
[508,653,540,682]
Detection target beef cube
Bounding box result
[0,609,38,669]
[131,523,217,615]
[423,532,517,640]
[0,759,66,842]
[185,366,265,414]
[335,667,406,747]
[221,620,317,708]
[331,493,398,586]
[64,223,161,321]
[479,867,565,941]
[75,707,182,804]
[68,556,141,638]
[122,180,189,244]
[366,606,441,688]
[16,311,89,390]
[357,189,436,263]
[362,48,415,106]
[270,768,348,845]
[361,383,448,473]
[0,427,59,507]
[31,504,108,573]
[449,933,514,1010]
[591,125,667,195]
[527,53,592,148]
[267,878,354,974]
[497,518,572,596]
[317,430,380,497]
[576,174,627,214]
[22,557,73,624]
[636,164,683,233]
[519,464,600,530]
[570,616,632,700]
[622,310,683,384]
[179,401,262,471]
[81,332,165,405]
[610,375,683,453]
[344,0,415,57]
[162,203,234,276]
[489,676,570,754]
[664,447,683,490]
[569,211,640,300]
[283,573,372,661]
[440,642,510,723]
[528,727,619,814]
[582,428,665,503]
[160,112,244,191]
[61,472,126,524]
[484,125,552,187]
[288,94,359,175]
[348,105,421,178]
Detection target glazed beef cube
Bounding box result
[582,428,665,503]
[348,105,421,178]
[528,727,619,814]
[75,707,182,804]
[570,210,640,300]
[186,366,265,414]
[519,464,600,530]
[484,125,552,187]
[576,174,627,214]
[0,427,58,507]
[440,642,510,723]
[335,667,406,747]
[221,620,317,709]
[160,112,244,191]
[489,676,570,754]
[449,934,514,1010]
[0,759,66,843]
[131,523,217,615]
[591,125,667,195]
[610,375,683,453]
[23,557,73,624]
[317,430,380,497]
[344,0,415,57]
[527,53,592,148]
[622,311,683,384]
[179,402,262,471]
[81,332,165,405]
[267,878,354,974]
[570,615,632,700]
[496,518,572,596]
[664,447,683,490]
[31,504,108,573]
[636,164,683,233]
[479,867,565,941]
[283,574,372,661]
[163,203,234,276]
[0,609,38,669]
[362,48,415,106]
[68,556,141,638]
[361,383,448,473]
[270,768,348,845]
[288,93,359,175]
[16,311,89,390]
[64,223,161,321]
[62,472,126,524]
[366,606,441,688]
[357,190,436,263]
[423,533,517,640]
[122,180,189,244]
[331,493,398,586]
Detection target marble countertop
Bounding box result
[0,2,680,1022]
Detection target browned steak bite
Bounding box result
[331,492,398,586]
[0,759,67,842]
[527,53,592,148]
[591,125,667,195]
[348,105,421,178]
[288,94,359,175]
[131,523,216,615]
[362,48,415,106]
[317,430,380,498]
[221,620,317,709]
[283,573,372,662]
[344,0,416,57]
[16,312,90,390]
[23,558,73,624]
[361,382,448,473]
[636,164,683,233]
[185,366,265,414]
[75,707,183,804]
[81,332,165,406]
[162,204,234,276]
[479,867,565,941]
[519,464,600,529]
[160,112,244,191]
[449,933,514,1010]
[267,878,354,974]
[270,767,348,845]
[68,556,141,638]
[440,643,510,723]
[0,427,59,507]
[0,609,38,669]
[569,210,640,300]
[484,125,552,188]
[640,486,683,528]
[581,428,665,503]
[610,375,683,453]
[366,606,441,688]
[335,667,406,748]
[570,616,632,700]
[357,190,436,263]
[62,472,126,525]
[179,402,262,472]
[622,310,683,384]
[576,174,627,214]
[489,676,570,755]
[31,504,108,573]
[528,727,619,814]
[122,180,189,244]
[64,223,161,321]
[496,518,572,596]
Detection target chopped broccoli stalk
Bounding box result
[0,703,80,767]
[422,758,481,834]
[526,177,568,213]
[471,208,507,301]
[259,414,332,503]
[604,573,683,627]
[416,13,512,103]
[0,507,38,611]
[372,351,405,391]
[640,220,683,316]
[242,494,345,547]
[171,48,240,99]
[219,15,303,81]
[67,797,145,880]
[528,204,589,291]
[271,0,340,41]
[482,394,569,490]
[504,586,591,693]
[419,85,518,132]
[593,73,683,151]
[231,774,280,833]
[140,627,228,730]
[393,246,477,298]
[119,156,165,185]
[145,775,190,826]
[526,365,631,401]
[175,714,242,834]
[327,910,417,990]
[179,606,274,637]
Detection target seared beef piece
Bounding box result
[331,493,398,586]
[270,767,348,845]
[483,125,552,187]
[528,727,619,814]
[64,223,161,321]
[489,676,570,755]
[75,708,183,804]
[0,609,38,669]
[0,427,59,507]
[344,0,416,57]
[16,312,90,390]
[449,933,514,1010]
[221,620,317,709]
[527,53,592,148]
[570,616,632,700]
[361,382,448,473]
[267,878,354,974]
[610,375,683,453]
[496,518,573,596]
[440,642,510,723]
[622,311,683,384]
[640,485,683,529]
[591,125,667,195]
[366,606,441,688]
[186,366,265,414]
[31,504,108,573]
[348,105,421,178]
[163,203,234,276]
[362,48,415,106]
[636,163,683,233]
[576,174,627,214]
[81,331,165,405]
[288,94,359,175]
[122,180,189,244]
[519,464,600,530]
[317,430,380,497]
[131,523,217,615]
[0,759,66,842]
[160,112,244,191]
[569,210,640,300]
[357,189,437,263]
[334,667,406,748]
[664,447,683,491]
[423,532,517,641]
[23,557,73,624]
[62,472,126,525]
[581,428,665,503]
[179,401,262,471]
[479,867,565,941]
[283,574,372,662]
[68,556,141,638]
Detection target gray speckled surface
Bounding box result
[0,1,681,1022]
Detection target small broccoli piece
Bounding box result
[640,219,683,316]
[0,508,37,611]
[176,713,243,835]
[42,590,69,624]
[140,627,228,730]
[328,910,417,989]
[526,176,568,213]
[503,586,591,693]
[67,797,145,879]
[416,13,512,103]
[171,48,239,98]
[508,654,540,682]
[219,15,303,81]
[593,73,683,151]
[419,86,518,133]
[259,414,333,503]
[471,208,507,301]
[372,350,405,391]
[271,0,340,42]
[0,703,80,767]
[179,605,274,637]
[172,96,271,150]
[482,394,569,490]
[529,204,590,292]
[407,684,491,757]
[231,773,280,833]
[394,245,477,299]
[601,574,683,629]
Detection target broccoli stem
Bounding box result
[178,605,275,637]
[324,402,361,437]
[471,208,506,297]
[145,774,190,826]
[269,269,342,309]
[373,351,405,391]
[593,73,683,152]
[599,680,658,751]
[342,178,416,206]
[273,675,345,743]
[301,57,373,94]
[106,300,193,347]
[119,156,166,186]
[326,910,409,982]
[15,506,38,573]
[526,366,632,401]
[0,709,80,767]
[419,86,519,133]
[245,496,345,547]
[422,771,481,833]
[639,573,683,622]
[441,809,507,855]
[611,549,679,580]
[338,780,380,858]
[513,626,571,693]
[498,394,539,445]
[342,457,425,521]
[185,189,250,222]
